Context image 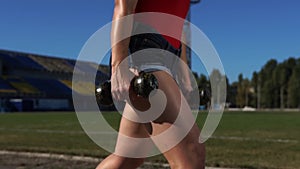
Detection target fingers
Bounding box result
[129,67,139,76]
[111,80,130,102]
[111,66,135,102]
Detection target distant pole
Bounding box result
[257,76,261,109]
[184,0,201,68]
[280,86,284,109]
[245,89,248,107]
[184,11,192,68]
[0,59,2,76]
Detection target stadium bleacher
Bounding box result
[67,60,99,75]
[0,51,45,71]
[0,77,17,94]
[7,77,40,95]
[0,49,110,112]
[25,78,72,98]
[15,54,45,70]
[61,80,95,96]
[28,55,74,73]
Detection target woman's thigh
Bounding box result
[149,70,205,168]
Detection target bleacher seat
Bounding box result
[28,55,74,73]
[67,60,100,75]
[0,51,45,70]
[60,80,72,90]
[61,80,95,96]
[0,49,111,112]
[17,55,45,70]
[0,77,17,93]
[25,78,72,97]
[7,77,40,94]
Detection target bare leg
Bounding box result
[96,154,144,169]
[96,113,149,169]
[97,70,205,169]
[150,71,205,169]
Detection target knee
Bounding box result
[173,143,205,169]
[126,158,145,168]
[96,155,144,169]
[187,143,205,169]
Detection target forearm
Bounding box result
[111,0,138,73]
[180,44,192,85]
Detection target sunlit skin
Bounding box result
[96,0,205,169]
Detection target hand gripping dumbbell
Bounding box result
[95,71,159,106]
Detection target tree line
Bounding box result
[194,57,300,109]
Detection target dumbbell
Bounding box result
[95,71,159,106]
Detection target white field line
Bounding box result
[0,127,86,134]
[0,127,298,144]
[0,150,99,162]
[0,128,115,135]
[0,150,169,168]
[210,136,299,143]
[0,150,234,169]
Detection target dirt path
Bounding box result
[0,150,234,169]
[0,153,97,169]
[0,150,168,169]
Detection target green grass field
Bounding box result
[0,111,299,169]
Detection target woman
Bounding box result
[97,0,205,168]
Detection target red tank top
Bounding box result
[135,0,190,49]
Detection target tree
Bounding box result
[259,59,277,108]
[228,82,238,107]
[236,74,244,107]
[225,57,299,109]
[273,64,286,108]
[197,74,210,107]
[251,71,259,108]
[287,63,300,108]
[236,74,252,108]
[197,74,209,90]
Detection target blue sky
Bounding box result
[1,0,299,83]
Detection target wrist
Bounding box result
[111,58,129,73]
[111,61,120,73]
